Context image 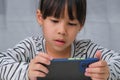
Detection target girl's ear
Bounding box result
[36,9,43,26]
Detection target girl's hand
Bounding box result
[85,51,110,80]
[28,52,53,80]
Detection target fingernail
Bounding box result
[85,72,89,76]
[50,56,53,60]
[86,68,89,71]
[48,61,51,65]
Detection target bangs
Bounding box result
[39,0,86,25]
[40,0,65,18]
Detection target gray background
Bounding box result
[0,0,120,52]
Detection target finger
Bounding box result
[32,63,49,74]
[36,56,51,65]
[37,52,53,60]
[85,72,107,80]
[95,51,102,59]
[91,78,105,80]
[86,66,109,74]
[89,60,107,68]
[31,70,46,78]
[32,54,52,65]
[28,65,47,79]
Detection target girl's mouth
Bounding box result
[54,40,66,46]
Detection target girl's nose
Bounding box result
[57,23,67,36]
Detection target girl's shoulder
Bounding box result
[74,39,96,47]
[15,35,44,49]
[74,39,99,52]
[31,35,44,43]
[18,35,44,44]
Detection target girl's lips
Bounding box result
[54,40,66,46]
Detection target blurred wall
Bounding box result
[0,0,120,52]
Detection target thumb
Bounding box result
[95,50,102,59]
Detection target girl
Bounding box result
[0,0,120,80]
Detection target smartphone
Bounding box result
[37,58,99,80]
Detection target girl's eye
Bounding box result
[68,23,77,26]
[51,19,59,23]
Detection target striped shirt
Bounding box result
[0,36,120,80]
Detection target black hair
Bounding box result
[39,0,86,26]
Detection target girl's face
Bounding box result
[37,9,83,53]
